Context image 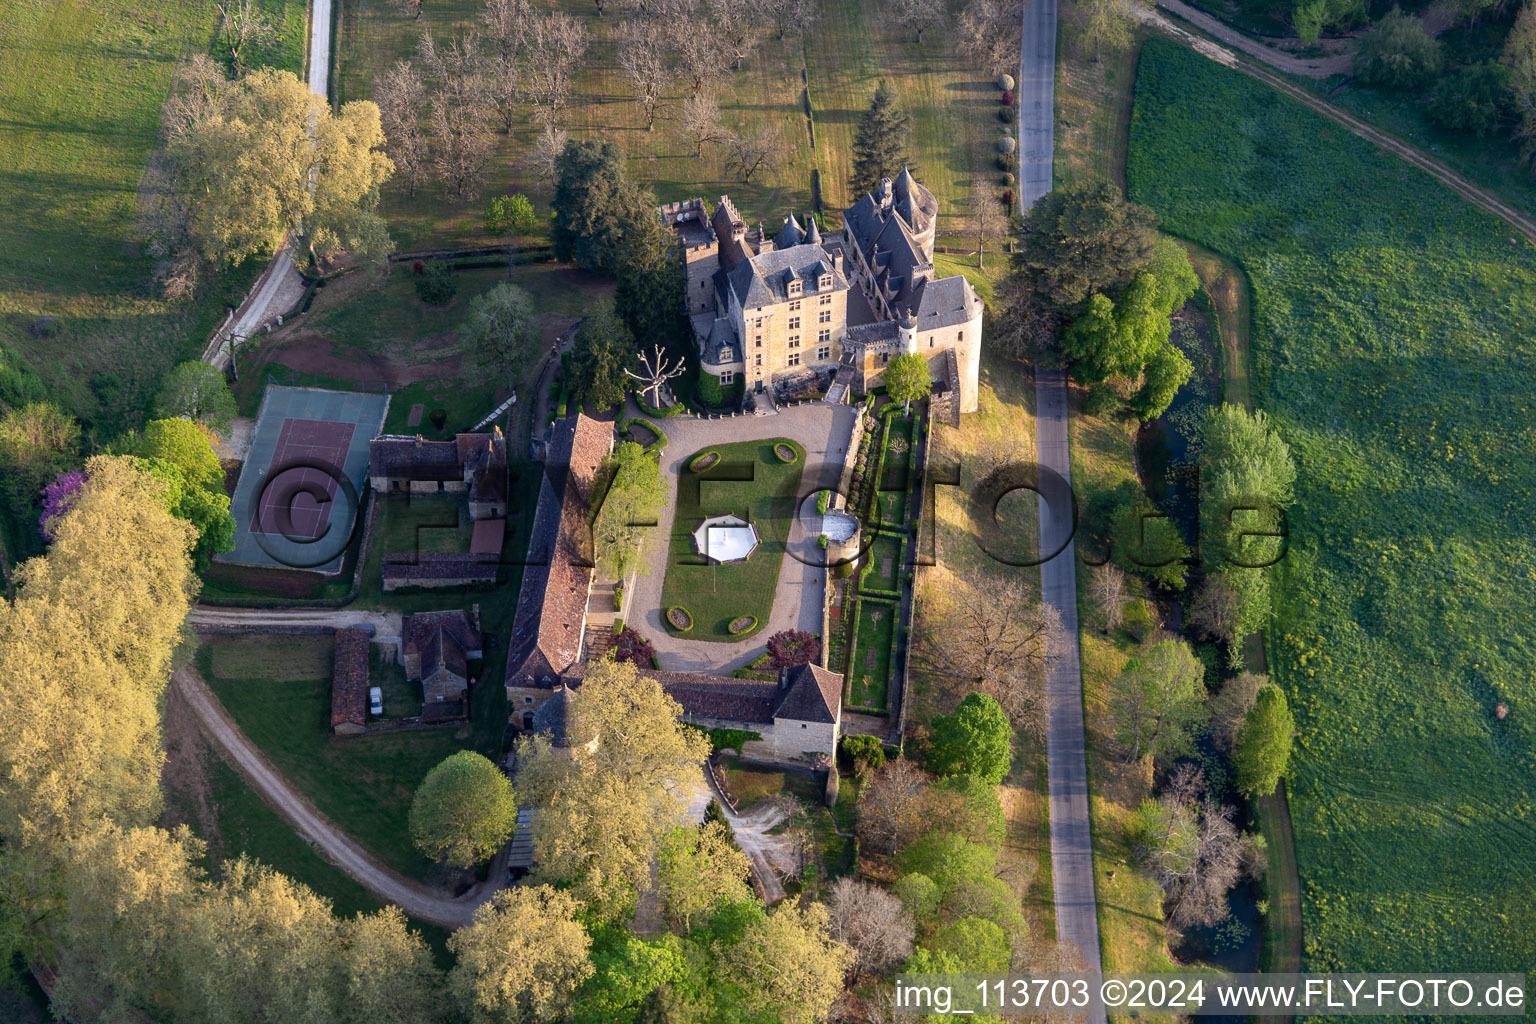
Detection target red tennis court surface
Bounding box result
[252,418,357,538]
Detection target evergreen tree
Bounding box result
[850,81,911,198]
[569,310,638,411]
[1234,684,1295,797]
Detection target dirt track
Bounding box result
[170,667,496,929]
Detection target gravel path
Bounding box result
[188,607,404,645]
[170,667,498,929]
[624,404,857,674]
[688,775,794,903]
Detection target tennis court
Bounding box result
[222,386,390,573]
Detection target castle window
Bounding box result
[959,330,964,342]
[720,371,734,384]
[819,274,832,289]
[882,352,891,364]
[755,355,762,366]
[819,309,831,323]
[819,295,831,306]
[817,345,830,361]
[788,316,800,330]
[818,328,830,343]
[789,335,800,348]
[788,280,802,296]
[930,337,935,348]
[789,300,801,312]
[788,352,800,366]
[755,337,762,347]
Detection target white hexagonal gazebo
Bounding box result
[692,513,760,564]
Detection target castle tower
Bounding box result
[899,306,917,355]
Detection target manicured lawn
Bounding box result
[661,438,805,642]
[862,533,903,593]
[848,598,895,712]
[208,635,336,683]
[0,0,301,426]
[333,0,999,250]
[1130,37,1536,974]
[198,638,501,885]
[378,493,474,555]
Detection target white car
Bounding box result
[368,686,384,717]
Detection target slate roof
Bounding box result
[403,609,482,682]
[774,213,804,250]
[701,318,740,367]
[459,431,508,504]
[659,674,779,724]
[774,663,842,724]
[369,435,461,480]
[504,414,613,690]
[330,628,370,728]
[841,320,900,348]
[727,244,849,310]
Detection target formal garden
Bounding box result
[660,438,806,642]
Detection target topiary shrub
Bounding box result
[429,408,448,430]
[997,137,1016,154]
[996,155,1012,171]
[727,615,757,635]
[690,450,720,472]
[998,108,1013,123]
[415,261,456,304]
[774,443,798,463]
[1001,172,1015,186]
[1002,89,1015,105]
[667,606,694,631]
[997,73,1015,91]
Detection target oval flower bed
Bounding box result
[773,443,798,464]
[667,606,694,631]
[727,615,757,635]
[690,451,720,473]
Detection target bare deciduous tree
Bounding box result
[215,0,276,74]
[1090,561,1127,632]
[764,0,823,39]
[528,112,569,182]
[956,0,1023,76]
[524,13,589,125]
[889,0,943,44]
[419,31,495,199]
[675,26,727,97]
[1137,792,1261,930]
[970,177,1008,270]
[724,123,783,183]
[478,0,532,133]
[676,91,729,158]
[393,0,426,20]
[704,0,762,69]
[855,759,929,856]
[1208,671,1268,753]
[479,0,531,56]
[1187,574,1240,647]
[925,574,1060,693]
[991,270,1063,363]
[373,60,431,196]
[824,877,915,977]
[617,23,674,131]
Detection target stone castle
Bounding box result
[662,169,982,416]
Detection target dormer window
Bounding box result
[819,274,832,289]
[787,280,802,296]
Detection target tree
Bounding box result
[618,23,674,131]
[394,0,426,18]
[956,0,1023,76]
[970,178,1009,269]
[1503,1,1536,162]
[675,32,727,97]
[529,115,570,184]
[156,68,394,271]
[449,886,594,1023]
[825,877,915,976]
[374,60,432,197]
[889,0,944,42]
[716,901,854,1024]
[614,219,688,356]
[850,82,911,197]
[1060,239,1197,391]
[657,821,752,931]
[676,92,729,157]
[215,0,276,73]
[1187,574,1241,647]
[119,418,225,493]
[1427,62,1514,137]
[419,31,495,200]
[552,139,656,275]
[480,0,532,133]
[594,440,668,580]
[524,13,589,124]
[154,361,237,434]
[1128,337,1194,421]
[574,930,694,1022]
[409,751,518,869]
[569,310,638,411]
[766,629,822,668]
[514,660,710,918]
[856,758,930,854]
[1131,779,1263,929]
[704,0,761,69]
[0,402,81,517]
[724,123,785,184]
[883,351,932,415]
[485,193,537,235]
[929,916,1011,971]
[1233,684,1295,797]
[1074,0,1146,62]
[39,471,86,543]
[1353,8,1442,88]
[1090,562,1127,632]
[1208,671,1268,753]
[991,273,1064,363]
[1113,495,1190,591]
[840,733,886,781]
[1111,637,1208,763]
[765,0,824,38]
[927,693,1012,784]
[459,282,540,389]
[625,345,687,409]
[1017,180,1159,313]
[926,774,1007,847]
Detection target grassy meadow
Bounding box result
[332,0,1002,250]
[1129,37,1536,973]
[0,0,303,429]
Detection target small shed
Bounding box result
[692,513,760,564]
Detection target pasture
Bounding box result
[1128,37,1536,972]
[332,0,1000,250]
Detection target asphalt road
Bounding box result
[1017,0,1058,209]
[1035,370,1106,1007]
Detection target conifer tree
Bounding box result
[850,81,911,198]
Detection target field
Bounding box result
[197,635,504,885]
[660,438,805,642]
[1129,37,1536,973]
[0,0,303,427]
[332,0,1001,250]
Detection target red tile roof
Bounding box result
[331,628,370,728]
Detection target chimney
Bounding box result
[879,177,894,212]
[832,251,843,274]
[414,434,423,447]
[758,222,772,254]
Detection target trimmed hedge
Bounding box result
[618,416,668,454]
[707,728,762,755]
[727,615,757,635]
[690,450,721,473]
[667,606,694,631]
[638,394,686,418]
[774,443,798,464]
